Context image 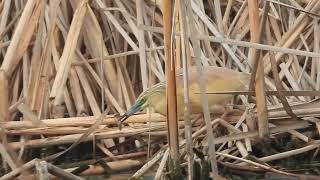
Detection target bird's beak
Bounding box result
[117,102,143,130]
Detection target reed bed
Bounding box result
[1,0,320,179]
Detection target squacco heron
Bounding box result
[118,66,250,125]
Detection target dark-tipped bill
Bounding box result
[117,101,144,130]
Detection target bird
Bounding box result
[118,66,250,126]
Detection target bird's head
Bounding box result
[117,82,166,129]
[117,95,148,127]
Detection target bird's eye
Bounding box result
[136,97,146,107]
[141,98,146,103]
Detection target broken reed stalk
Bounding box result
[259,141,320,162]
[154,149,169,180]
[0,144,17,170]
[2,113,166,129]
[131,148,167,179]
[0,159,37,180]
[248,1,269,138]
[162,0,182,178]
[4,119,309,150]
[35,160,49,180]
[216,152,297,177]
[0,0,37,76]
[47,162,85,180]
[266,18,298,121]
[0,70,9,122]
[185,0,219,178]
[178,0,193,179]
[136,0,148,91]
[50,0,88,105]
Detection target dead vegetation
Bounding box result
[1,0,320,179]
